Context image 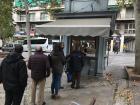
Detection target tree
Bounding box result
[0,0,62,42]
[0,0,15,45]
[117,0,134,7]
[14,0,63,56]
[135,0,140,74]
[14,0,62,8]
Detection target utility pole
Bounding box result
[23,0,31,57]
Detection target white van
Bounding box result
[23,37,60,52]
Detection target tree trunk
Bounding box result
[135,0,140,74]
[1,38,5,47]
[23,0,31,57]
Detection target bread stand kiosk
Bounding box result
[36,11,116,76]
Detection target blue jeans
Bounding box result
[51,73,61,95]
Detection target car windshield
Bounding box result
[14,44,19,47]
[3,44,13,47]
[23,39,46,44]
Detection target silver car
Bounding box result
[2,44,17,52]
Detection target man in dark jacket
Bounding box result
[0,45,28,105]
[69,47,84,89]
[28,46,50,105]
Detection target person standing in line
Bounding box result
[69,47,84,89]
[65,54,73,83]
[59,42,66,89]
[50,43,65,99]
[0,45,28,105]
[28,46,50,105]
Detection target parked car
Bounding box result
[2,43,18,52]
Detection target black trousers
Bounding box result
[71,71,81,88]
[5,88,25,105]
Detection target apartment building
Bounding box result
[13,0,63,37]
[108,0,135,52]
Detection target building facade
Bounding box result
[108,0,135,53]
[13,0,63,37]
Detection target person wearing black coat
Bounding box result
[0,45,28,105]
[69,48,84,89]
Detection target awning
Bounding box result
[36,18,111,37]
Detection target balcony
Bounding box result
[15,16,26,22]
[124,30,135,36]
[116,9,135,21]
[14,13,52,22]
[15,18,51,22]
[116,15,135,21]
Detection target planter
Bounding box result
[125,66,140,81]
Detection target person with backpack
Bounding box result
[49,43,65,99]
[69,47,84,89]
[0,45,28,105]
[28,46,50,105]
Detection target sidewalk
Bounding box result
[0,52,139,105]
[104,52,140,105]
[105,52,135,80]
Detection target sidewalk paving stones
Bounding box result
[0,52,139,105]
